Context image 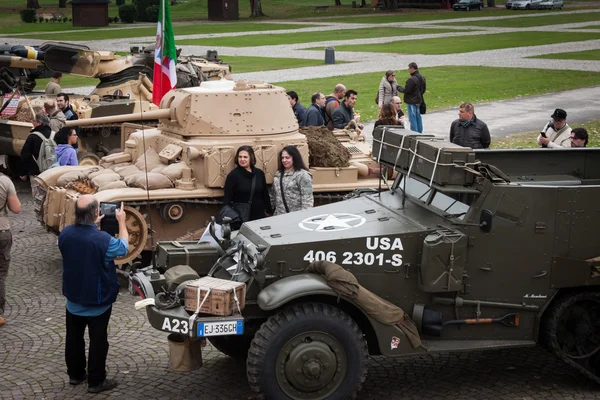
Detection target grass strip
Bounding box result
[325,31,600,54]
[14,22,313,40]
[491,119,599,148]
[177,27,461,47]
[272,67,600,122]
[316,8,520,24]
[530,50,600,60]
[438,11,600,27]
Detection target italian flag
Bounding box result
[152,0,177,106]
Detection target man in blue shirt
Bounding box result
[58,196,129,393]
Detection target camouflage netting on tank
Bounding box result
[300,126,351,168]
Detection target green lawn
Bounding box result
[531,49,600,60]
[327,31,600,54]
[177,27,461,47]
[491,119,600,148]
[317,8,515,24]
[439,11,600,27]
[272,67,600,122]
[13,22,314,39]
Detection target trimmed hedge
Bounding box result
[118,4,137,23]
[20,8,36,23]
[133,0,159,22]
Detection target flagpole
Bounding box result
[161,0,165,97]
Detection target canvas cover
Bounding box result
[307,260,421,348]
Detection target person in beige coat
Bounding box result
[377,70,399,109]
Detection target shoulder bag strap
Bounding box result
[248,175,256,204]
[279,173,290,213]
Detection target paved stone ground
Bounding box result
[1,181,599,399]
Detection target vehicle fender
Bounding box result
[257,273,337,311]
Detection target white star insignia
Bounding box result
[299,213,366,232]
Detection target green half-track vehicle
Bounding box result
[130,127,600,399]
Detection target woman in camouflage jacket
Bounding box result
[271,145,313,215]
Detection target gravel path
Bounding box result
[5,9,599,138]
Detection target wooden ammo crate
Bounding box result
[372,126,435,170]
[184,276,246,316]
[410,138,476,186]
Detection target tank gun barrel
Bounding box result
[64,108,171,127]
[0,55,44,70]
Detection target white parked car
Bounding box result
[511,0,541,9]
[538,0,563,9]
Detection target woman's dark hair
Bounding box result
[378,103,397,123]
[55,127,74,145]
[234,145,256,167]
[278,145,308,173]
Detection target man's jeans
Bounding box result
[407,103,423,133]
[0,231,13,315]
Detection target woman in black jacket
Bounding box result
[222,146,271,228]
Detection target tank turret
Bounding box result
[0,42,232,170]
[32,79,384,264]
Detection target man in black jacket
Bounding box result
[398,62,426,133]
[20,113,52,180]
[449,102,491,149]
[332,89,363,130]
[302,92,326,127]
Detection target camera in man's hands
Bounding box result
[100,202,120,236]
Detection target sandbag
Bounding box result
[98,180,128,192]
[57,171,87,187]
[81,166,103,177]
[151,164,167,174]
[124,171,147,186]
[135,147,162,172]
[107,162,132,171]
[89,168,115,179]
[162,162,187,181]
[115,165,140,179]
[130,172,174,190]
[91,171,121,188]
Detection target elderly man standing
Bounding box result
[302,92,326,127]
[537,108,571,148]
[44,100,66,133]
[449,102,490,149]
[58,196,128,393]
[0,172,21,327]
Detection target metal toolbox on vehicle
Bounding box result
[372,126,435,170]
[409,137,476,186]
[184,276,246,316]
[155,241,220,275]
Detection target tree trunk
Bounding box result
[26,0,40,9]
[382,0,398,10]
[249,0,266,17]
[335,0,342,5]
[58,0,66,7]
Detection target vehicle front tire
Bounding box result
[247,303,368,400]
[525,4,530,9]
[542,292,600,381]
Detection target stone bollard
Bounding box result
[325,47,335,65]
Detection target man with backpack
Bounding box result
[325,84,346,131]
[20,113,56,180]
[44,100,66,133]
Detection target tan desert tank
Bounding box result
[0,42,231,171]
[32,79,384,264]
